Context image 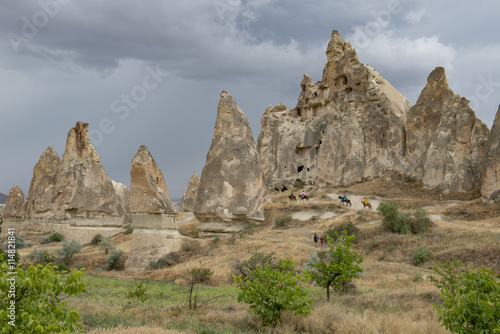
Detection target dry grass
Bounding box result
[88,327,188,334]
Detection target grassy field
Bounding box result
[16,177,500,333]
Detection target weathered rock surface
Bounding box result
[24,146,60,219]
[257,30,410,188]
[405,67,489,193]
[129,145,174,214]
[3,186,26,218]
[179,171,200,212]
[194,91,268,234]
[481,106,500,201]
[112,180,131,222]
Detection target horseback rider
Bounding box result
[364,197,368,205]
[302,190,306,198]
[343,193,347,200]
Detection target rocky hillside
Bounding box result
[0,192,7,204]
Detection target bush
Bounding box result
[234,258,313,326]
[123,224,134,235]
[293,179,305,188]
[326,221,359,241]
[377,202,433,234]
[412,246,433,266]
[126,281,148,303]
[185,265,214,310]
[181,239,201,253]
[429,259,500,333]
[26,249,57,265]
[57,240,82,266]
[14,235,27,249]
[233,251,277,278]
[98,237,115,255]
[90,233,104,245]
[105,249,125,271]
[41,232,64,244]
[149,252,180,269]
[275,216,292,228]
[0,254,86,333]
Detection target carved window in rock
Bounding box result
[298,165,304,173]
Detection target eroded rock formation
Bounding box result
[481,106,500,201]
[194,91,268,235]
[126,145,181,272]
[257,30,410,188]
[3,186,26,219]
[405,67,489,193]
[129,145,174,214]
[179,171,200,212]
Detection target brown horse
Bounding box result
[299,194,309,202]
[289,194,297,203]
[338,196,351,207]
[361,201,372,210]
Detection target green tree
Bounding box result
[377,201,433,234]
[0,254,86,333]
[234,258,313,326]
[57,239,82,267]
[307,232,364,302]
[429,259,500,333]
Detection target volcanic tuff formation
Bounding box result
[194,91,268,235]
[129,145,174,214]
[179,171,200,212]
[405,67,489,193]
[481,106,500,201]
[257,30,410,188]
[4,122,127,221]
[3,186,26,218]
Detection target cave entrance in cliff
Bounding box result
[156,177,159,184]
[298,165,304,173]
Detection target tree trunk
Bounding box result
[327,285,330,302]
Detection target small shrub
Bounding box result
[275,216,292,228]
[378,201,433,234]
[26,249,57,265]
[326,221,359,241]
[293,179,305,188]
[181,239,201,253]
[412,246,433,266]
[57,240,82,266]
[98,237,115,255]
[123,224,133,235]
[14,235,27,249]
[126,281,148,303]
[233,251,277,278]
[149,252,180,269]
[90,234,104,245]
[41,232,64,244]
[105,249,125,271]
[212,235,220,245]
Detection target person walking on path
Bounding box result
[313,233,319,246]
[320,236,324,247]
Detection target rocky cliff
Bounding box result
[179,171,200,212]
[257,30,410,188]
[481,106,500,201]
[194,91,268,234]
[406,67,489,193]
[3,186,26,219]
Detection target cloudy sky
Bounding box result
[1,0,499,201]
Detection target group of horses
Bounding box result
[338,196,372,209]
[288,193,309,202]
[287,192,372,209]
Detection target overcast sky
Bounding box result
[1,0,499,201]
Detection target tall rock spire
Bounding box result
[194,91,268,235]
[405,67,489,192]
[481,105,500,201]
[179,171,200,212]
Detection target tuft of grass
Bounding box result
[275,216,292,228]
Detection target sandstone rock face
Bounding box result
[405,67,489,193]
[194,91,268,234]
[24,146,60,219]
[112,180,132,222]
[257,30,410,188]
[481,106,500,201]
[3,186,26,218]
[179,171,200,212]
[129,145,174,214]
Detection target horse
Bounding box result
[289,194,297,203]
[338,196,352,207]
[299,194,309,202]
[361,201,372,210]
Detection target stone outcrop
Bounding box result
[129,145,174,214]
[257,30,410,188]
[3,186,26,219]
[405,67,489,193]
[126,145,181,272]
[24,146,60,220]
[481,106,500,201]
[112,180,131,222]
[194,91,268,235]
[179,171,200,212]
[1,122,127,244]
